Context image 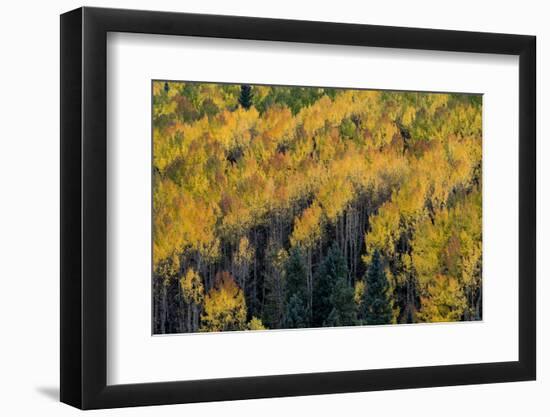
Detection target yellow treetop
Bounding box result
[200,272,247,332]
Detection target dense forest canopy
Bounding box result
[152,81,482,334]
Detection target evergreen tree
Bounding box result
[324,308,342,327]
[361,250,392,325]
[285,247,307,298]
[284,293,309,328]
[326,275,357,327]
[283,247,309,327]
[313,244,348,327]
[238,85,253,109]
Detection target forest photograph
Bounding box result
[152,80,482,334]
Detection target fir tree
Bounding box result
[361,250,392,325]
[326,275,357,327]
[283,247,309,327]
[324,308,342,327]
[313,244,348,327]
[285,247,307,299]
[238,85,253,109]
[284,293,309,328]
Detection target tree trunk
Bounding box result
[161,282,167,334]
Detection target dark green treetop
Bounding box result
[238,85,254,109]
[361,249,392,325]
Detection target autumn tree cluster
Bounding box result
[152,81,482,333]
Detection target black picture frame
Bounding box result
[60,6,536,410]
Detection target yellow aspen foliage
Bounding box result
[354,280,365,307]
[411,209,450,289]
[299,96,333,136]
[417,275,467,323]
[233,236,254,288]
[200,272,247,332]
[248,317,267,330]
[426,93,449,117]
[219,192,253,237]
[179,268,204,305]
[153,178,219,267]
[262,105,295,141]
[364,201,401,261]
[252,86,271,102]
[152,81,482,332]
[290,203,323,249]
[316,173,354,222]
[155,253,180,279]
[152,81,164,96]
[412,190,481,321]
[401,105,416,126]
[459,231,482,286]
[367,149,409,192]
[393,178,428,220]
[235,236,254,266]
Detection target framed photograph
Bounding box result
[60,6,536,409]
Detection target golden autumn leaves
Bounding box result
[200,271,265,332]
[152,81,482,333]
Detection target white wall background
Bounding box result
[0,0,546,415]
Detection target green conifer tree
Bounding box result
[238,85,253,109]
[361,250,392,325]
[326,275,357,327]
[283,247,309,328]
[313,244,348,327]
[284,293,309,328]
